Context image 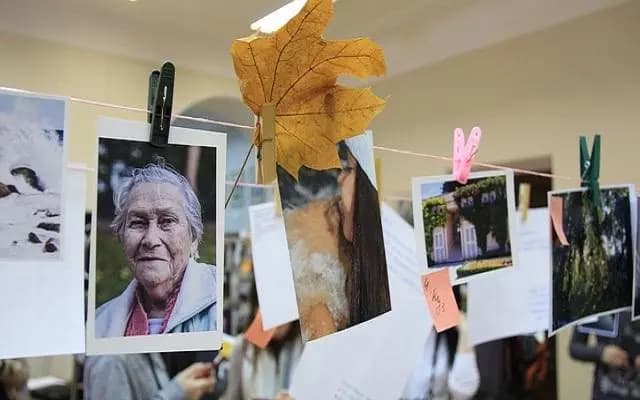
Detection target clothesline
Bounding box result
[1,86,577,188]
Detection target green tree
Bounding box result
[452,176,508,254]
[422,197,447,262]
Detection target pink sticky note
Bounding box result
[550,196,570,246]
[453,127,482,184]
[245,311,275,349]
[421,270,460,332]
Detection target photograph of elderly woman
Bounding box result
[95,137,218,338]
[0,90,66,261]
[550,186,634,333]
[277,132,391,342]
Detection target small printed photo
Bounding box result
[0,90,67,261]
[577,313,620,338]
[87,117,225,355]
[412,170,517,285]
[549,185,635,334]
[277,132,392,342]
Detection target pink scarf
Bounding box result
[124,277,182,337]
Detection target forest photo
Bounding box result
[551,186,635,332]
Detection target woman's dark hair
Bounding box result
[338,142,392,327]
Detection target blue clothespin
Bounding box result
[147,62,175,148]
[580,134,601,208]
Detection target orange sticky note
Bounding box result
[421,270,460,332]
[245,311,275,349]
[550,196,569,246]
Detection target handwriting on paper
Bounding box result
[245,310,275,349]
[421,270,460,332]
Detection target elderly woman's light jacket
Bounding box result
[95,259,217,337]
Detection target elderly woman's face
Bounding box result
[123,182,194,301]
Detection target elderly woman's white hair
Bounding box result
[110,163,204,257]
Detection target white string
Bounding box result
[0,85,581,184]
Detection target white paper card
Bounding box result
[467,208,550,345]
[249,202,298,329]
[87,117,226,355]
[0,168,86,358]
[290,204,431,399]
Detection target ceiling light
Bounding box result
[251,0,338,34]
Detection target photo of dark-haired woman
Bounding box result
[277,132,392,341]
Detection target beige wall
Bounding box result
[2,1,638,395]
[0,31,239,204]
[372,2,640,399]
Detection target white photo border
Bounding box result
[547,184,636,336]
[632,196,640,321]
[411,170,519,286]
[86,117,226,355]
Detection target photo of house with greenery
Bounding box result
[420,174,513,280]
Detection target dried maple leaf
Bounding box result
[231,0,386,178]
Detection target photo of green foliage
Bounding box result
[551,187,634,331]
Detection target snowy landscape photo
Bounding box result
[0,90,66,261]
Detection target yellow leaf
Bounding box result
[231,0,386,178]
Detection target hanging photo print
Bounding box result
[411,170,518,285]
[549,185,636,335]
[277,132,391,342]
[87,117,226,355]
[0,89,67,261]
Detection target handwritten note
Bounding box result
[421,270,460,332]
[245,311,275,349]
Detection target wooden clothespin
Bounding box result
[580,134,601,209]
[257,103,277,184]
[518,183,531,222]
[453,127,482,184]
[147,62,175,148]
[273,181,283,217]
[254,103,280,215]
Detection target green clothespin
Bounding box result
[580,134,601,208]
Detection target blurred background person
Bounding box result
[402,314,480,400]
[570,311,640,400]
[0,359,28,400]
[84,353,215,400]
[221,286,303,400]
